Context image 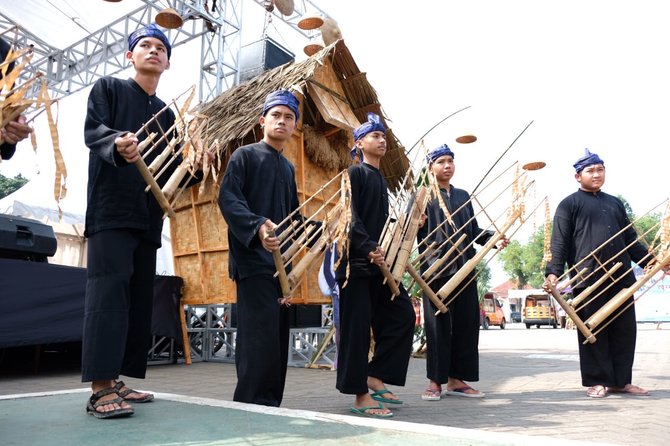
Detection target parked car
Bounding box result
[480,292,506,329]
[522,293,559,329]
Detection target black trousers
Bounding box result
[81,229,157,382]
[233,275,290,406]
[422,275,480,384]
[336,275,415,395]
[576,286,637,387]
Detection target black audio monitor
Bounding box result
[0,214,57,262]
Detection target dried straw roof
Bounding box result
[199,40,410,192]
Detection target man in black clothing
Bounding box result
[335,113,415,419]
[218,89,302,407]
[544,149,669,398]
[1,37,31,160]
[418,144,507,401]
[82,23,181,419]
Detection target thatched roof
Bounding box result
[199,40,410,192]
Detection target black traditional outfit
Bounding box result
[218,140,301,407]
[82,75,182,382]
[335,161,415,395]
[418,184,492,385]
[545,188,649,387]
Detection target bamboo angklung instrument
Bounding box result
[424,162,546,315]
[548,199,670,343]
[267,171,353,302]
[127,85,217,219]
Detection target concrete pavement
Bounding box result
[1,322,669,445]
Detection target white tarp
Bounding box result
[0,175,174,273]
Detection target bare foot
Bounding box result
[607,384,649,396]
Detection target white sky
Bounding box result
[2,0,669,282]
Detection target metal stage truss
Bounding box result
[178,304,337,367]
[0,0,329,104]
[2,0,336,366]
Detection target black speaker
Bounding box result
[0,214,57,262]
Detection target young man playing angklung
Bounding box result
[335,113,415,418]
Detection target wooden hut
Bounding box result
[170,40,410,306]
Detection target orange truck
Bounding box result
[480,292,506,329]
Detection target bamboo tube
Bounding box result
[585,254,670,329]
[557,268,588,293]
[278,220,300,243]
[134,133,176,218]
[286,206,343,288]
[436,209,521,305]
[147,137,179,174]
[378,261,400,298]
[546,282,596,344]
[392,187,429,281]
[422,233,467,279]
[287,239,327,289]
[569,262,623,307]
[281,225,316,263]
[307,325,336,369]
[384,213,407,267]
[267,228,292,299]
[162,165,190,201]
[406,264,447,313]
[179,305,192,365]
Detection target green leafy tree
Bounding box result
[476,260,491,301]
[0,173,29,200]
[618,195,661,249]
[498,226,546,288]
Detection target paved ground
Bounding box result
[1,322,669,445]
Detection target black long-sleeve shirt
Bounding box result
[418,185,492,278]
[218,141,300,280]
[335,162,389,280]
[84,76,179,245]
[545,189,649,289]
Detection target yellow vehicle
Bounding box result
[522,293,559,329]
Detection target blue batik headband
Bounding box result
[350,113,386,160]
[573,148,604,173]
[263,90,300,120]
[128,23,172,59]
[427,144,455,164]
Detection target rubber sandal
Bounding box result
[86,387,134,419]
[115,380,154,403]
[421,388,442,401]
[370,389,403,405]
[444,385,485,398]
[350,403,394,418]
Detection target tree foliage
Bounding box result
[498,226,546,289]
[618,195,662,250]
[0,173,28,200]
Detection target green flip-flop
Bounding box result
[350,403,394,418]
[370,389,403,405]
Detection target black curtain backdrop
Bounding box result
[0,259,183,348]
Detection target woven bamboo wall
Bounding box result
[170,126,341,305]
